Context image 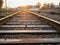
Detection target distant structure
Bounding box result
[41,3,55,9]
[36,2,41,8]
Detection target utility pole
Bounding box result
[5,0,7,14]
[5,0,7,10]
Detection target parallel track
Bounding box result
[0,10,60,44]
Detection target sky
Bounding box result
[3,0,60,8]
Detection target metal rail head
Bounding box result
[0,11,21,25]
[26,10,60,30]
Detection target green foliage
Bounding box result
[0,8,6,11]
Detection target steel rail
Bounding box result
[0,11,21,25]
[26,10,60,30]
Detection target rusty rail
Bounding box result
[26,10,60,31]
[0,11,21,25]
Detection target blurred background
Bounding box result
[0,0,60,19]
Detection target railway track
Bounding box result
[0,10,60,45]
